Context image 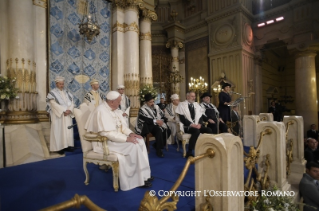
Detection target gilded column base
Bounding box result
[37,111,50,122]
[0,111,6,124]
[4,111,39,124]
[130,108,139,117]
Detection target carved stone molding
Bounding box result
[141,9,158,21]
[112,0,126,9]
[172,57,179,62]
[112,21,125,33]
[166,40,184,49]
[210,18,238,50]
[140,32,152,40]
[124,22,139,33]
[243,23,253,47]
[33,0,47,8]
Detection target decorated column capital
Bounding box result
[166,40,184,49]
[112,0,126,9]
[141,9,158,21]
[288,43,319,59]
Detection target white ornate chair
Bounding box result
[176,122,192,157]
[74,103,119,192]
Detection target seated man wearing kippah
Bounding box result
[85,91,153,190]
[135,93,171,158]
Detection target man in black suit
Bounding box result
[175,91,212,158]
[157,97,166,111]
[305,138,319,163]
[299,161,319,211]
[200,92,228,134]
[307,124,319,140]
[231,105,240,136]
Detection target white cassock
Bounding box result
[46,88,74,151]
[83,90,105,109]
[165,103,178,144]
[119,94,130,127]
[85,102,150,191]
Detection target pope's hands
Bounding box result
[126,136,139,144]
[129,133,143,139]
[122,113,128,117]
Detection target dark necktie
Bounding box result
[153,109,157,117]
[189,103,195,121]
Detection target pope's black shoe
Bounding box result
[147,176,154,182]
[139,181,152,188]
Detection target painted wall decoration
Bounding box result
[49,0,111,106]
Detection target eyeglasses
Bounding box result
[118,89,124,90]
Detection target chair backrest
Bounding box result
[74,103,93,153]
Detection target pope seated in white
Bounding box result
[85,91,153,190]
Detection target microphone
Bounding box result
[231,91,241,95]
[68,123,77,129]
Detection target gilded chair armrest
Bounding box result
[83,133,108,142]
[83,133,110,157]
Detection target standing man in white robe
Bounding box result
[165,94,180,144]
[117,85,130,127]
[83,79,105,109]
[46,76,74,155]
[85,91,153,191]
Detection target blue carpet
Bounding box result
[0,143,196,211]
[0,142,252,211]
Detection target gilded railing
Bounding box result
[139,148,215,211]
[40,194,106,211]
[244,129,272,208]
[285,121,294,177]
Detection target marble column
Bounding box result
[111,2,125,90]
[254,53,263,115]
[139,10,157,87]
[124,4,140,116]
[294,50,318,129]
[8,0,34,62]
[33,1,48,120]
[179,47,186,100]
[166,40,183,95]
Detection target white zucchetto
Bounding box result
[55,76,65,82]
[171,94,179,100]
[90,79,99,85]
[106,91,120,100]
[117,85,125,89]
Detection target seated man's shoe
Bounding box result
[64,147,75,152]
[152,143,157,149]
[185,151,194,158]
[139,181,152,188]
[156,150,164,158]
[147,176,154,182]
[57,150,65,155]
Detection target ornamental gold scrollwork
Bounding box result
[141,9,158,21]
[166,40,183,49]
[124,22,139,34]
[39,194,105,211]
[244,129,272,208]
[139,148,215,211]
[33,0,47,8]
[140,32,152,40]
[285,121,294,177]
[112,21,125,33]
